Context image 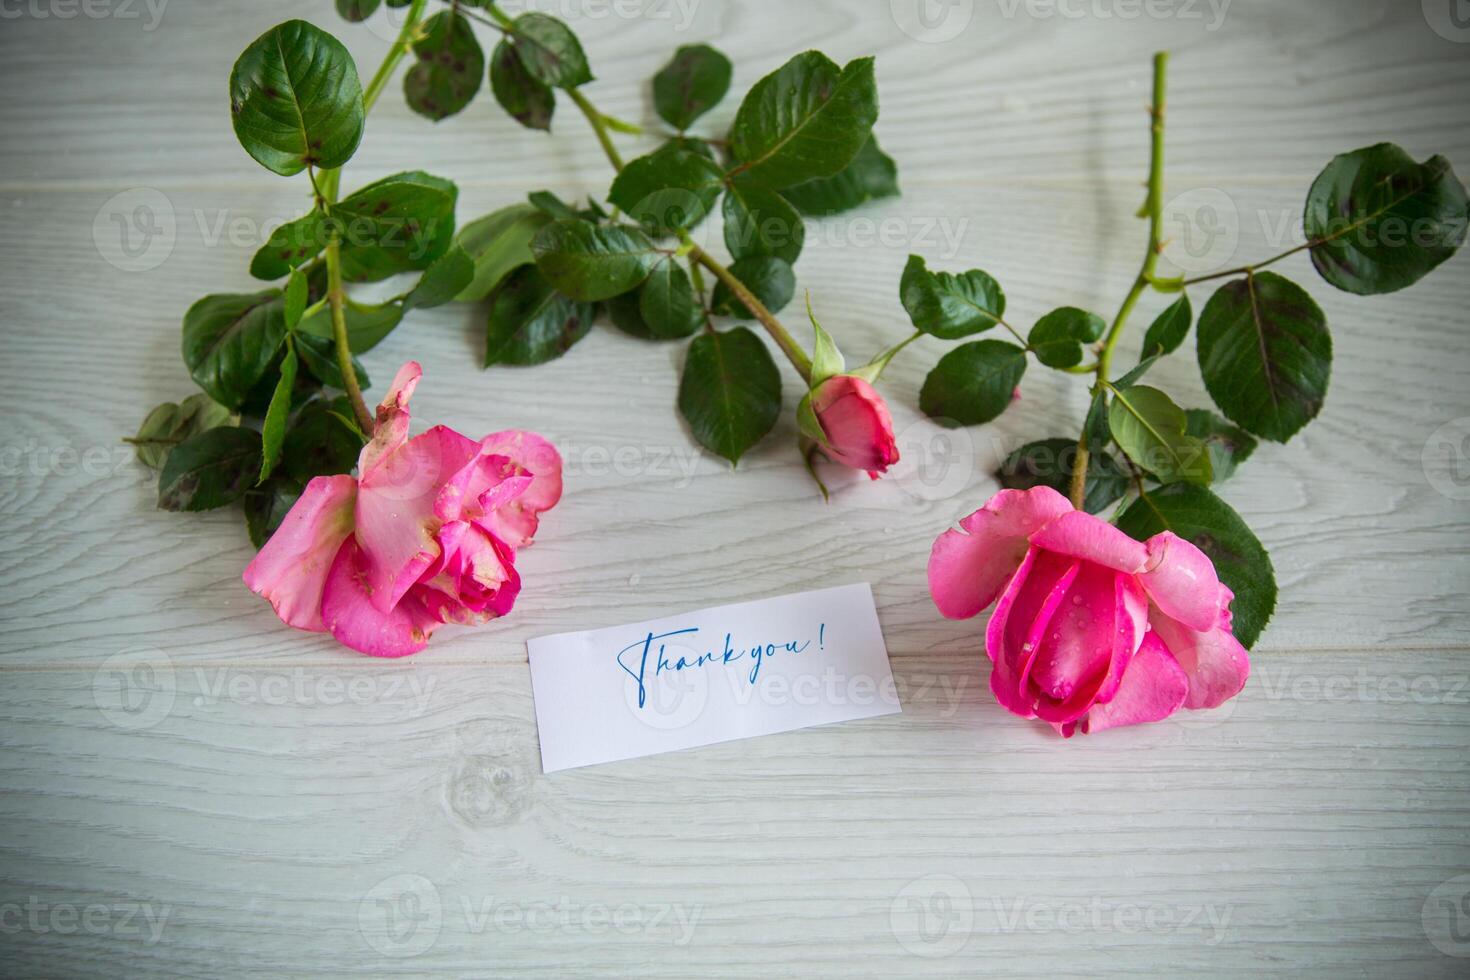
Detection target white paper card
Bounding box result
[527,583,900,772]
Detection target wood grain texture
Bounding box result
[1,0,1468,975]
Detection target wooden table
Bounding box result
[2,0,1468,974]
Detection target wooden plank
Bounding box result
[0,652,1466,976]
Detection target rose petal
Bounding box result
[242,475,357,632]
[355,425,481,613]
[1028,563,1143,725]
[320,537,441,658]
[476,430,563,548]
[418,521,521,625]
[812,375,900,475]
[1080,631,1189,734]
[1137,532,1226,633]
[987,548,1079,718]
[358,361,423,478]
[1150,603,1251,710]
[928,487,1073,620]
[1028,510,1149,574]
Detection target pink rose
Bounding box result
[810,374,900,478]
[244,362,562,658]
[927,486,1249,736]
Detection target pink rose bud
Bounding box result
[810,374,900,479]
[927,486,1249,736]
[243,362,563,658]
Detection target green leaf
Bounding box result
[664,135,716,161]
[900,254,1005,339]
[608,148,725,234]
[1113,355,1158,390]
[1108,385,1212,486]
[296,298,404,353]
[780,135,900,217]
[336,0,382,20]
[229,20,364,176]
[158,427,263,512]
[1140,294,1192,361]
[723,182,805,264]
[333,171,458,281]
[639,259,702,339]
[605,289,655,339]
[403,246,475,310]
[1304,143,1469,296]
[806,293,845,385]
[1083,387,1111,451]
[654,44,732,131]
[292,332,371,392]
[1184,409,1258,483]
[259,340,298,482]
[530,219,661,302]
[527,190,585,221]
[1116,483,1276,649]
[405,10,485,121]
[131,394,236,470]
[1196,272,1332,443]
[182,290,287,410]
[244,478,303,549]
[485,264,596,366]
[281,396,365,483]
[710,256,796,318]
[250,210,325,281]
[998,438,1129,515]
[728,52,878,190]
[490,38,555,131]
[919,340,1026,426]
[508,13,592,89]
[454,204,551,302]
[283,269,309,328]
[1029,307,1105,369]
[678,326,782,465]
